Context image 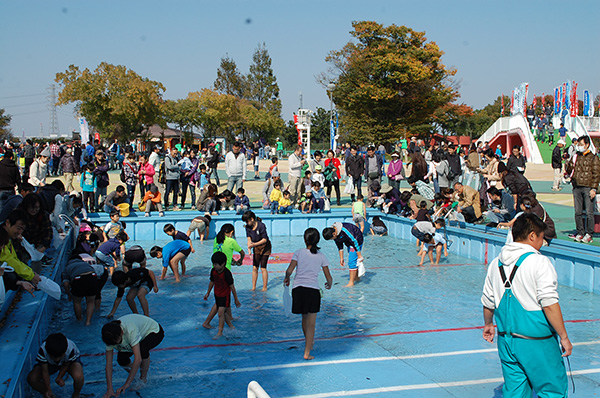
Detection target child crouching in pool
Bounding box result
[417,232,448,266]
[203,252,240,338]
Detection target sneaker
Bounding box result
[568,233,583,242]
[581,234,594,243]
[173,206,181,211]
[159,211,165,217]
[145,213,150,217]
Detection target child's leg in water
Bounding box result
[215,307,226,338]
[301,313,317,360]
[203,304,217,328]
[427,246,434,264]
[224,307,234,329]
[435,244,442,264]
[181,258,187,275]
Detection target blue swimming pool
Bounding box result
[37,232,600,398]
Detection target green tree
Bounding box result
[246,42,282,116]
[55,62,165,142]
[188,89,242,143]
[321,21,457,145]
[308,107,332,145]
[214,55,246,98]
[0,108,12,141]
[162,98,201,144]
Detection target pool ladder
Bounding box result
[247,381,271,398]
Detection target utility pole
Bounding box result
[47,84,59,136]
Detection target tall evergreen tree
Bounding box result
[213,55,246,98]
[246,43,282,116]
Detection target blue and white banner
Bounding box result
[583,90,590,116]
[511,82,528,116]
[554,87,560,113]
[330,118,336,150]
[565,81,571,110]
[78,117,89,145]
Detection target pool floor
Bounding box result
[41,235,600,397]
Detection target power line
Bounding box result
[0,101,48,108]
[0,93,45,100]
[10,110,48,116]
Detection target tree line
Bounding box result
[46,21,539,147]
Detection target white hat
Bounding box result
[40,147,51,157]
[557,139,566,145]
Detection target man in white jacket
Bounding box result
[287,145,305,205]
[225,142,247,192]
[481,213,571,398]
[28,147,51,188]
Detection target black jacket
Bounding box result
[506,154,526,174]
[446,152,461,175]
[502,171,533,196]
[551,146,562,169]
[0,157,21,191]
[345,154,364,179]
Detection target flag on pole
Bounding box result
[533,95,537,111]
[554,87,560,113]
[541,93,545,108]
[78,117,90,145]
[583,90,590,116]
[510,90,514,114]
[501,94,504,116]
[570,82,577,117]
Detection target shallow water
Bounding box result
[41,235,600,397]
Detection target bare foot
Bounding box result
[261,287,267,292]
[175,278,181,283]
[202,323,212,329]
[159,276,165,280]
[251,287,256,291]
[85,321,91,326]
[344,283,354,287]
[304,355,314,360]
[213,331,223,340]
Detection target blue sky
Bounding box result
[1,0,599,138]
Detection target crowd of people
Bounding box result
[0,130,597,397]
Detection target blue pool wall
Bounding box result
[89,208,600,295]
[2,209,600,397]
[1,229,76,398]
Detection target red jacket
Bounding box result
[138,162,155,184]
[325,158,341,179]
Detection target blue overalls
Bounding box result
[341,227,362,270]
[495,252,567,397]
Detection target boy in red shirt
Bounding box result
[203,252,241,338]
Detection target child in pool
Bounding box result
[203,252,241,337]
[418,232,448,266]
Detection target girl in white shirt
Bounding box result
[284,228,333,360]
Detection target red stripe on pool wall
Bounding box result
[484,239,488,264]
[80,318,600,356]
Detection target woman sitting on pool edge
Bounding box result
[284,228,332,360]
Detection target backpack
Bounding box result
[119,167,126,183]
[158,161,166,184]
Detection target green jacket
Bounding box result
[0,240,35,281]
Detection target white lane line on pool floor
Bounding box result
[284,368,600,398]
[85,339,600,384]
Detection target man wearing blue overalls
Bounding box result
[481,213,572,397]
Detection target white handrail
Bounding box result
[477,114,544,164]
[247,381,271,398]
